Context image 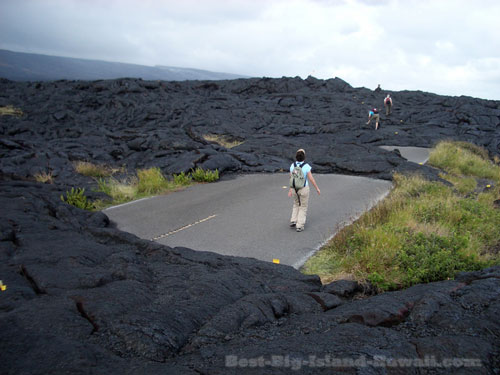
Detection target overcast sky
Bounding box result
[1,0,499,100]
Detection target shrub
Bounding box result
[191,168,219,182]
[396,232,485,287]
[173,172,192,185]
[61,187,93,210]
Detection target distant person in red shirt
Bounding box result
[384,94,393,115]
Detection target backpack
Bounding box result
[290,162,306,189]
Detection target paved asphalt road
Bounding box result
[379,146,430,165]
[104,147,429,268]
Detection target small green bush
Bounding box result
[396,232,485,287]
[173,172,192,185]
[191,168,219,182]
[61,187,93,210]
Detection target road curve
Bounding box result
[104,174,391,268]
[104,147,429,268]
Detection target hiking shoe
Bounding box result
[296,227,304,232]
[289,222,296,227]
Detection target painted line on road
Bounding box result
[103,197,152,211]
[151,214,217,241]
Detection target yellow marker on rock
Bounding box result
[0,280,6,291]
[486,184,491,188]
[395,132,398,135]
[272,259,280,264]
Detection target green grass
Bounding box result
[136,167,171,195]
[191,167,219,182]
[61,187,94,210]
[69,166,220,210]
[302,141,500,291]
[428,140,500,181]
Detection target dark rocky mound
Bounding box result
[1,77,499,374]
[1,76,499,187]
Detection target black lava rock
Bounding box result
[1,77,499,374]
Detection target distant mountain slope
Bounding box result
[0,49,250,81]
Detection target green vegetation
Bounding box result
[62,166,220,210]
[73,161,113,178]
[136,167,170,195]
[173,171,192,186]
[0,105,23,117]
[302,141,500,291]
[428,141,500,181]
[61,187,94,210]
[203,134,244,149]
[34,171,54,184]
[191,167,219,182]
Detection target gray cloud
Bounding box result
[1,0,499,99]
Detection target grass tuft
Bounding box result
[74,161,113,178]
[203,134,244,149]
[0,105,23,117]
[136,167,171,195]
[34,171,54,184]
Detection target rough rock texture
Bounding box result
[1,77,500,374]
[2,76,499,188]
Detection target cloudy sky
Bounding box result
[1,0,499,100]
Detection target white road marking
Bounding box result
[151,214,217,241]
[103,197,152,210]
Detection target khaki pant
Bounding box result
[385,102,392,115]
[290,185,310,229]
[367,113,379,125]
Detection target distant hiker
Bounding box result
[366,108,380,130]
[288,149,320,232]
[384,94,393,115]
[375,84,381,92]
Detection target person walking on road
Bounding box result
[288,148,320,232]
[384,94,393,115]
[366,108,380,130]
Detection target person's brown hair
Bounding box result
[296,149,305,162]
